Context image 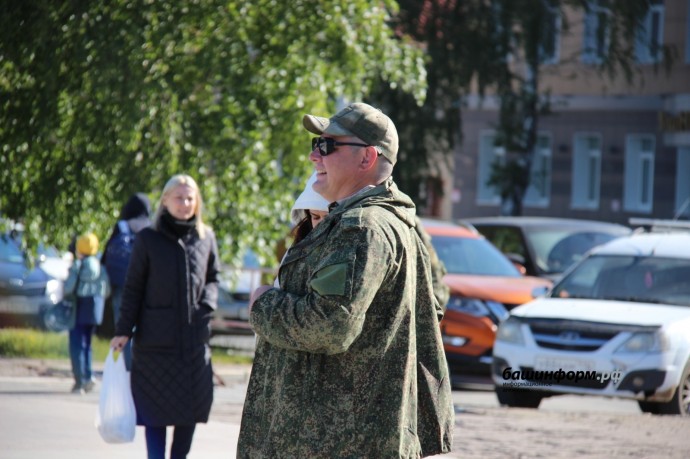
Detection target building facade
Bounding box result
[453,0,690,225]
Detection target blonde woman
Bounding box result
[111,174,219,459]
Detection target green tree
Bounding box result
[0,0,425,265]
[372,0,500,213]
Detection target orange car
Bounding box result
[421,219,552,383]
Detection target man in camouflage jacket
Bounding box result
[237,103,454,459]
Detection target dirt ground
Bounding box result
[449,405,690,459]
[2,358,689,459]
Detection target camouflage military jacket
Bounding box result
[237,179,454,459]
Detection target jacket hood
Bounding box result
[77,256,103,282]
[337,178,417,228]
[291,173,330,225]
[120,193,151,221]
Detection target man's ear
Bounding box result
[359,146,379,171]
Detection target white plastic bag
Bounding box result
[95,349,136,443]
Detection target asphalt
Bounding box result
[0,357,251,459]
[0,357,465,459]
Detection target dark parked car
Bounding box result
[0,234,63,329]
[463,217,631,282]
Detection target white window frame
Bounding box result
[624,134,656,213]
[675,147,690,217]
[582,0,612,64]
[571,133,602,210]
[635,0,664,64]
[524,133,552,208]
[540,5,562,65]
[477,131,504,205]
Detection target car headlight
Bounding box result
[446,296,509,323]
[45,279,63,304]
[614,332,668,354]
[495,316,525,345]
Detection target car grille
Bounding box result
[525,319,639,352]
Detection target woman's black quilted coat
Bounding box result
[115,222,220,426]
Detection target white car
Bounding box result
[492,225,690,416]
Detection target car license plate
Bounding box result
[534,356,594,373]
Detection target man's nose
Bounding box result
[309,148,321,163]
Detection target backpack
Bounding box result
[104,220,135,287]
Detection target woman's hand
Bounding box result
[110,336,130,351]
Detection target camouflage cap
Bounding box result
[303,102,399,165]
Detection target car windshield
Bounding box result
[524,229,623,275]
[551,254,690,307]
[431,235,520,277]
[0,236,25,264]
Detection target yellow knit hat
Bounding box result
[76,233,99,256]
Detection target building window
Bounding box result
[477,131,503,205]
[571,134,602,210]
[676,147,690,217]
[540,5,562,64]
[635,0,664,64]
[582,0,611,64]
[524,134,552,208]
[624,135,656,213]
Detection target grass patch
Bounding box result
[0,328,252,365]
[0,328,73,359]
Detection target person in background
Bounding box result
[274,173,330,264]
[64,232,110,394]
[289,172,331,244]
[238,103,454,458]
[273,172,330,288]
[101,192,152,368]
[110,174,219,459]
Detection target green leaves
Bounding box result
[0,0,425,265]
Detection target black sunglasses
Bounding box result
[311,137,369,156]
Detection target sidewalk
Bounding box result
[0,358,250,459]
[0,357,465,458]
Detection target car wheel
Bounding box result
[495,386,543,408]
[658,362,690,416]
[637,401,661,414]
[638,362,690,416]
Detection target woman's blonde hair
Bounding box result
[153,174,207,239]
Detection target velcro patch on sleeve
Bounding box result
[310,262,349,297]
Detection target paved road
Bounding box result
[0,363,247,459]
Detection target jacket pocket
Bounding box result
[193,305,212,345]
[135,307,176,349]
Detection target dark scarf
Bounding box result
[161,210,197,239]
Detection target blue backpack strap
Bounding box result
[117,220,130,234]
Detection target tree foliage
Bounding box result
[372,0,500,211]
[0,0,426,265]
